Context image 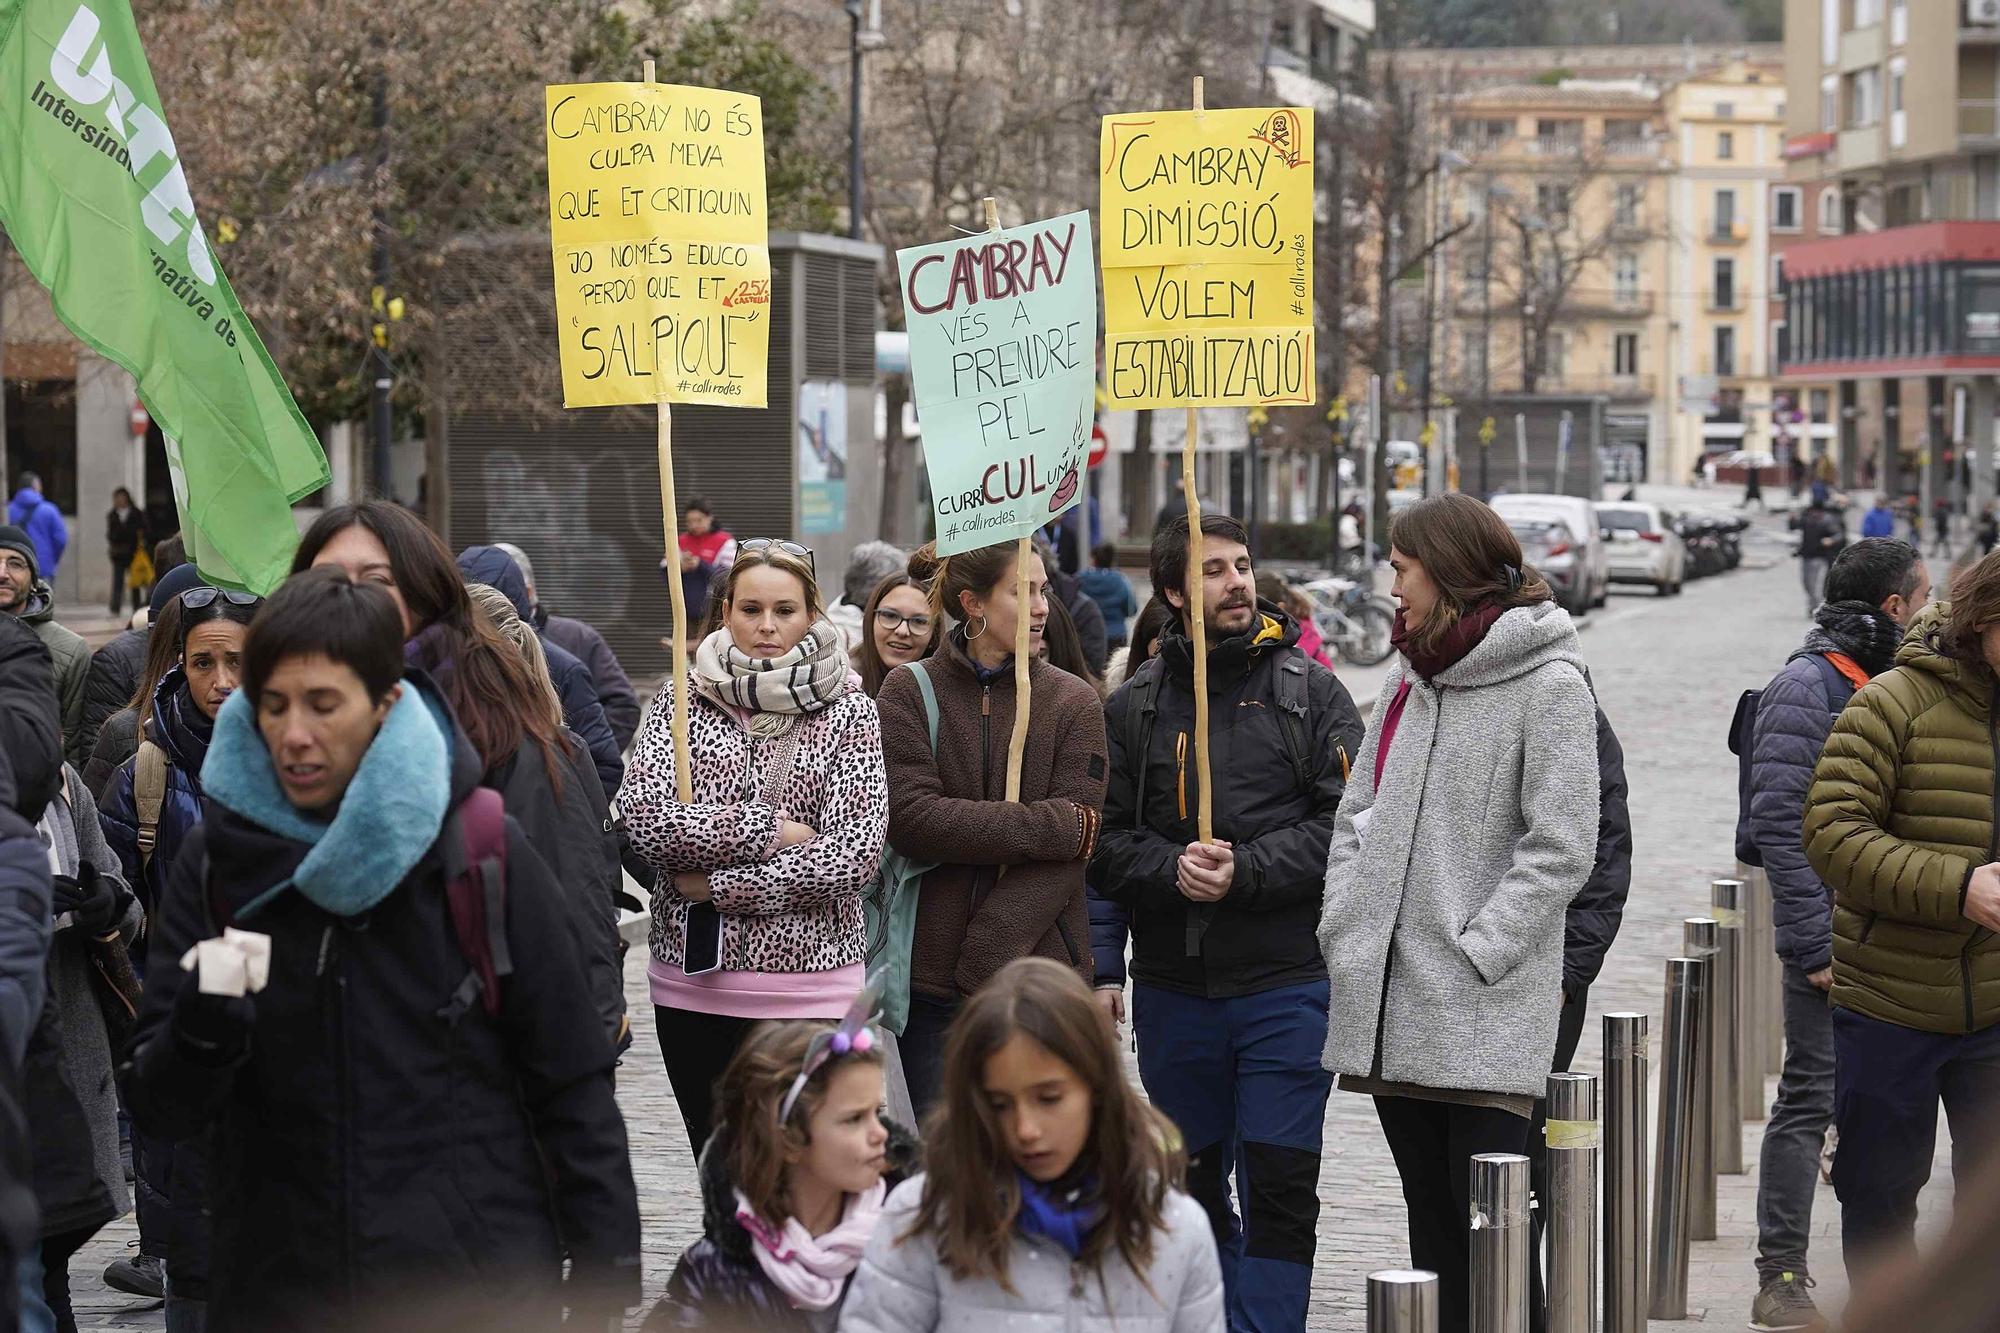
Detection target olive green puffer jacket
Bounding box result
[1804,601,2000,1033]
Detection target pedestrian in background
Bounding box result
[620,542,887,1154]
[827,541,907,656]
[1040,545,1108,680]
[81,570,199,801]
[1797,482,1846,616]
[490,541,641,751]
[105,490,147,618]
[838,958,1224,1333]
[75,563,201,772]
[875,541,1105,1121]
[1742,537,1930,1331]
[1805,551,2000,1289]
[1980,504,1999,557]
[670,498,737,650]
[8,473,66,583]
[1862,494,1897,541]
[0,525,87,757]
[1256,571,1336,671]
[120,568,641,1330]
[855,571,937,699]
[1039,596,1104,700]
[1079,543,1137,653]
[1934,495,1955,560]
[1318,494,1598,1333]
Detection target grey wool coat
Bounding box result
[1317,602,1599,1098]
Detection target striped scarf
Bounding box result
[691,619,851,739]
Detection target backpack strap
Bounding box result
[1272,647,1313,795]
[908,660,942,756]
[133,740,167,872]
[1809,652,1860,712]
[1123,658,1164,832]
[441,787,511,1021]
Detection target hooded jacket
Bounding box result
[1804,602,2000,1032]
[648,1117,920,1331]
[456,545,624,793]
[120,674,641,1330]
[18,581,86,752]
[535,606,640,750]
[1318,602,1599,1098]
[1091,605,1364,999]
[8,488,67,579]
[100,667,212,912]
[877,633,1107,1001]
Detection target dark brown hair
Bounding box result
[244,568,406,705]
[908,957,1184,1290]
[1943,550,2000,665]
[911,540,1038,628]
[1149,513,1250,606]
[718,1020,884,1231]
[1040,594,1102,697]
[131,597,186,730]
[1388,495,1553,654]
[857,571,938,697]
[293,501,565,781]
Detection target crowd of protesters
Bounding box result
[8,480,2000,1333]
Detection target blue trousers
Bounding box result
[1136,979,1332,1333]
[1831,1006,2000,1283]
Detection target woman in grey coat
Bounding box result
[1317,494,1598,1333]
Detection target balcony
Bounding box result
[1840,22,1884,74]
[1544,371,1655,401]
[1838,123,1885,172]
[1708,220,1748,244]
[1961,99,2000,142]
[1526,136,1585,158]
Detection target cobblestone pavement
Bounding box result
[68,507,1960,1330]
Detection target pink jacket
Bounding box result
[620,673,888,974]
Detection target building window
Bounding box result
[1891,0,1907,44]
[1822,0,1839,65]
[1713,188,1738,237]
[1810,388,1830,421]
[1848,67,1880,129]
[1460,330,1487,386]
[1714,326,1737,377]
[1536,182,1571,219]
[1818,189,1842,233]
[1772,319,1789,369]
[1774,186,1802,231]
[1773,253,1787,293]
[1820,74,1839,131]
[1615,182,1642,227]
[1614,332,1639,376]
[1535,118,1581,152]
[1614,251,1640,304]
[1714,257,1737,310]
[1718,130,1735,159]
[1889,57,1906,148]
[1853,0,1882,26]
[1716,101,1736,120]
[1546,331,1568,382]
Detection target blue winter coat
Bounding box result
[1748,651,1853,973]
[1861,506,1897,539]
[98,667,211,914]
[1078,567,1138,646]
[8,488,67,579]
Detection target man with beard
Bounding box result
[0,525,87,749]
[1089,513,1364,1333]
[1741,536,1929,1333]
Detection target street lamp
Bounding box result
[845,0,884,241]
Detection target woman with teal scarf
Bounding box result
[120,569,640,1332]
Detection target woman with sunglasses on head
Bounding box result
[620,540,889,1154]
[876,541,1108,1122]
[96,577,261,1329]
[857,571,939,699]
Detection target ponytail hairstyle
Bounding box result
[465,583,565,737]
[911,957,1184,1291]
[293,501,566,783]
[1387,494,1553,655]
[131,596,186,730]
[908,540,1027,632]
[717,1019,885,1231]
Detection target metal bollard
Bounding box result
[1546,1073,1598,1333]
[1368,1269,1440,1333]
[1736,860,1772,1109]
[1470,1153,1532,1333]
[1753,867,1783,1081]
[1683,918,1718,1240]
[1649,957,1708,1320]
[1711,879,1746,1174]
[1603,1013,1649,1333]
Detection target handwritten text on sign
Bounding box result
[899,211,1096,557]
[545,83,769,409]
[1099,106,1314,410]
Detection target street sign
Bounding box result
[1088,421,1109,469]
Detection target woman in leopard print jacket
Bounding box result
[620,543,888,1152]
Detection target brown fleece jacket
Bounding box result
[876,632,1108,1002]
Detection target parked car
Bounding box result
[1595,500,1686,596]
[1507,517,1586,611]
[1488,493,1610,612]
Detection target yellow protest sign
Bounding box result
[545,82,769,409]
[1099,106,1315,410]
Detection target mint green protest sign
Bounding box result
[898,210,1096,557]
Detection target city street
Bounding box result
[62,498,1958,1331]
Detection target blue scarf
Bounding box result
[201,684,452,919]
[1014,1169,1102,1260]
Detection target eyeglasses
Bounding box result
[737,538,816,576]
[874,607,933,636]
[180,587,262,611]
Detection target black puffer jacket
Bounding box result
[648,1118,920,1331]
[121,680,641,1331]
[1562,706,1632,997]
[0,614,62,822]
[74,626,146,768]
[537,607,641,751]
[82,707,140,801]
[1090,606,1365,998]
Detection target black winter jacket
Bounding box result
[121,685,641,1331]
[537,607,640,751]
[1563,706,1632,997]
[100,668,212,913]
[74,626,145,769]
[647,1118,920,1331]
[0,613,62,822]
[82,707,139,802]
[1090,606,1364,998]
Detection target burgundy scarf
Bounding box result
[1390,601,1508,683]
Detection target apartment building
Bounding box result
[1779,0,2000,512]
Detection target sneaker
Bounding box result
[103,1251,166,1299]
[1750,1272,1825,1332]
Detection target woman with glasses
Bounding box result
[857,571,939,698]
[98,578,262,1330]
[620,540,889,1153]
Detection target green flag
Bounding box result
[0,0,327,593]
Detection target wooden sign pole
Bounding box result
[979,195,1035,805]
[1185,76,1213,843]
[646,55,694,804]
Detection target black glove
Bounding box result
[171,984,255,1066]
[50,862,121,936]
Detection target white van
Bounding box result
[1487,494,1610,614]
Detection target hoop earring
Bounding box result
[966,615,989,642]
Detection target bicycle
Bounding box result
[1299,577,1396,667]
